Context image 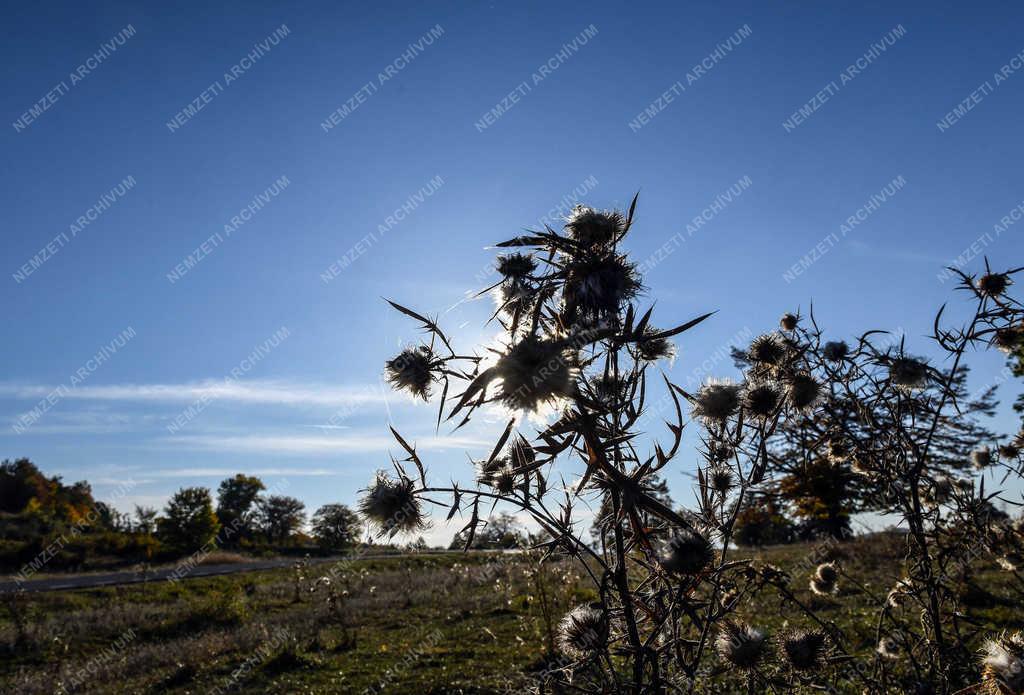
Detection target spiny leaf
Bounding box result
[389,426,426,487]
[461,499,480,551]
[448,367,496,419]
[647,311,717,340]
[626,191,639,230]
[495,234,549,248]
[384,298,455,354]
[485,420,516,470]
[446,485,462,521]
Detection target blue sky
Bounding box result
[3,1,1023,544]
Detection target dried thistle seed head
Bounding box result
[494,337,576,412]
[877,636,902,660]
[747,333,786,368]
[562,255,642,324]
[999,444,1021,461]
[822,340,849,362]
[692,379,741,423]
[815,562,839,585]
[476,453,505,477]
[972,446,993,470]
[810,562,839,595]
[716,621,768,669]
[827,439,851,463]
[808,576,835,596]
[780,629,827,671]
[709,466,734,493]
[707,441,735,462]
[385,346,436,400]
[889,357,929,392]
[953,476,974,493]
[780,313,799,331]
[557,604,609,657]
[633,330,676,363]
[359,473,425,537]
[489,466,517,494]
[850,452,875,477]
[994,326,1024,354]
[743,381,783,419]
[591,374,628,406]
[496,253,537,279]
[497,281,534,315]
[757,560,786,585]
[787,373,822,412]
[719,587,739,608]
[981,631,1024,694]
[476,456,518,494]
[658,528,714,575]
[977,272,1012,298]
[887,580,912,608]
[564,205,626,248]
[997,554,1023,572]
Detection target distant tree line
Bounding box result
[0,460,363,572]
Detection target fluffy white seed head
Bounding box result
[709,466,734,494]
[564,205,626,248]
[809,562,839,595]
[359,472,425,537]
[557,604,609,658]
[716,621,768,669]
[889,357,929,393]
[997,554,1022,572]
[887,579,912,608]
[385,346,436,400]
[972,446,993,470]
[494,337,577,412]
[743,381,783,419]
[747,333,787,369]
[658,528,714,575]
[982,632,1024,694]
[781,629,827,671]
[877,636,902,660]
[977,272,1012,298]
[822,340,849,362]
[787,373,823,412]
[692,379,741,424]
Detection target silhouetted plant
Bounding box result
[364,198,1024,693]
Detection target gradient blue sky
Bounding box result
[3,1,1023,543]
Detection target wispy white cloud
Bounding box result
[847,240,948,265]
[0,409,156,436]
[161,432,492,455]
[0,421,133,436]
[0,380,389,408]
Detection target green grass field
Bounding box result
[1,534,1019,694]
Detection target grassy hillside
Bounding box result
[1,535,1019,694]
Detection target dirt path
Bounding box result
[0,551,451,594]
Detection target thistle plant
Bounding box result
[310,574,357,650]
[362,198,1024,694]
[292,555,310,604]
